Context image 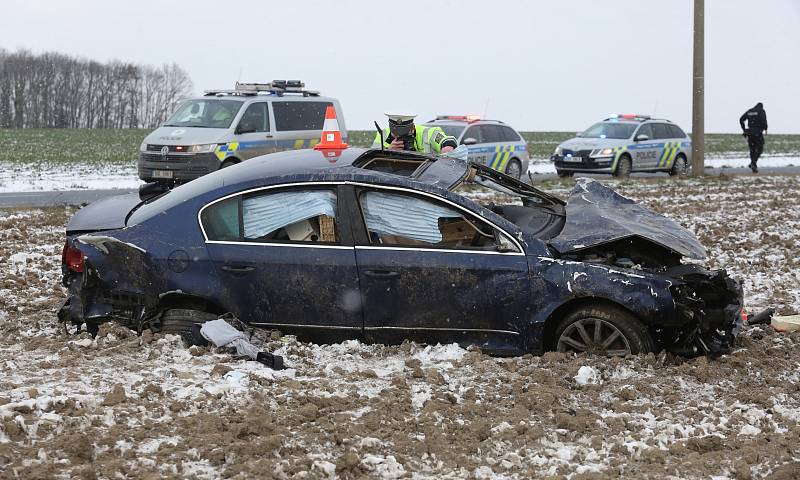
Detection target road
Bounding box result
[1,166,798,208]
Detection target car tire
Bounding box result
[505,159,522,179]
[613,154,632,178]
[669,154,688,176]
[220,159,238,169]
[553,304,654,356]
[556,169,574,178]
[159,309,219,334]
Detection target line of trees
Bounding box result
[0,49,193,129]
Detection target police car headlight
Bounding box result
[189,144,217,153]
[554,146,563,155]
[140,142,148,152]
[590,148,614,157]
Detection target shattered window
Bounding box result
[201,189,338,243]
[242,190,338,243]
[359,191,496,249]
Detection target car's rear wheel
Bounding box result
[556,169,574,178]
[669,154,688,176]
[553,304,654,356]
[613,154,632,178]
[159,309,218,334]
[505,159,522,179]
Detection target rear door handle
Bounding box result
[221,265,255,273]
[363,269,399,279]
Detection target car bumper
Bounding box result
[551,155,614,173]
[138,152,220,183]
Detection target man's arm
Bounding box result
[372,129,392,149]
[430,127,458,154]
[762,110,768,134]
[739,111,748,131]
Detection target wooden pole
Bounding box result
[691,0,705,176]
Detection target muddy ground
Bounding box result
[1,175,799,479]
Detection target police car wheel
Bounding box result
[669,155,688,176]
[220,159,238,169]
[556,169,574,178]
[505,159,522,179]
[613,155,632,178]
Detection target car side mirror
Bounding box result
[462,137,478,145]
[634,134,649,142]
[236,123,256,135]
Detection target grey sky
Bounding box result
[1,0,797,132]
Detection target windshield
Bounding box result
[435,125,466,138]
[164,99,244,129]
[579,122,637,139]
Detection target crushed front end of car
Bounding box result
[547,179,745,356]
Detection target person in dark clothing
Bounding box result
[739,102,768,173]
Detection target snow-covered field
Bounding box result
[1,155,799,192]
[1,176,800,478]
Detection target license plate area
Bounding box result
[153,170,174,179]
[562,155,583,162]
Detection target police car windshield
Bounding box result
[436,125,466,138]
[164,99,244,129]
[579,122,637,140]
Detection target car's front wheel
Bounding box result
[553,304,654,356]
[613,154,632,178]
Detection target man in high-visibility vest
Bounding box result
[372,110,457,154]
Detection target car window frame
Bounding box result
[480,124,504,144]
[350,184,524,255]
[462,125,482,144]
[198,182,354,249]
[668,124,686,139]
[651,123,671,140]
[501,126,521,142]
[635,123,654,140]
[271,100,333,132]
[236,101,270,133]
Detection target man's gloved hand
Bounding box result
[742,131,748,138]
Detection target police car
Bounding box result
[551,114,692,178]
[424,116,529,179]
[138,80,347,184]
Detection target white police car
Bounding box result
[424,116,529,179]
[552,114,692,178]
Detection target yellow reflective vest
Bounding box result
[371,125,456,154]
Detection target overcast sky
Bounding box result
[1,0,797,132]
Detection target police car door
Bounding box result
[461,125,487,165]
[233,102,276,160]
[631,123,659,169]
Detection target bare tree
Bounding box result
[0,49,193,129]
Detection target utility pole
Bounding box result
[691,0,705,176]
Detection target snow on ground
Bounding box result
[528,155,800,175]
[1,176,799,478]
[1,155,799,192]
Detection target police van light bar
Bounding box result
[606,113,651,121]
[436,115,481,122]
[205,81,320,97]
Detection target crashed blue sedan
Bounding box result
[59,148,744,356]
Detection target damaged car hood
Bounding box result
[66,193,142,233]
[549,179,707,260]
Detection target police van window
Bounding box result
[359,190,502,250]
[501,126,521,142]
[652,123,671,140]
[480,125,504,143]
[668,125,686,138]
[461,126,482,144]
[239,102,269,132]
[273,102,332,131]
[636,124,654,139]
[164,99,243,129]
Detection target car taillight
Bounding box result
[62,241,84,273]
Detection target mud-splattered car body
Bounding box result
[59,147,743,356]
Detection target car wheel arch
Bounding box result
[541,297,647,351]
[154,292,226,317]
[220,157,240,168]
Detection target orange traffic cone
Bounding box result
[314,105,348,150]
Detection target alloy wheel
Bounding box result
[556,317,632,356]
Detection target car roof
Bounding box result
[186,94,338,103]
[426,119,507,126]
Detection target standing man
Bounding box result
[373,110,457,154]
[739,102,768,173]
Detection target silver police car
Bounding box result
[424,116,529,179]
[551,114,692,178]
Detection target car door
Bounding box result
[200,184,362,342]
[654,123,679,169]
[349,185,532,355]
[631,123,660,169]
[232,102,276,159]
[462,125,489,165]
